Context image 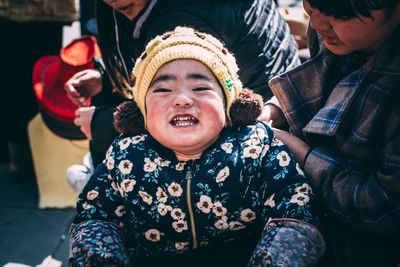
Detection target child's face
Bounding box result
[145,59,226,160]
[103,0,149,20]
[303,0,400,55]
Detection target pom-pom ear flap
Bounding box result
[229,88,264,126]
[113,101,146,135]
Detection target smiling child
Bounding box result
[68,26,325,267]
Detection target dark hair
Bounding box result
[95,0,134,96]
[306,0,399,19]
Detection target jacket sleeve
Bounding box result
[248,124,325,267]
[91,106,119,155]
[234,0,301,99]
[68,140,129,267]
[303,135,400,237]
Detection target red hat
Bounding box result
[32,35,101,139]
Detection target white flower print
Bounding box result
[254,128,266,140]
[196,195,213,213]
[111,181,124,197]
[170,208,186,220]
[106,157,115,170]
[86,190,98,201]
[221,142,233,153]
[118,138,131,150]
[139,190,153,205]
[212,201,227,217]
[290,193,310,206]
[271,137,284,147]
[214,219,229,230]
[157,203,172,216]
[296,163,305,176]
[172,220,188,233]
[295,183,312,195]
[131,135,146,144]
[105,146,113,160]
[175,162,186,171]
[244,137,261,147]
[216,166,230,183]
[264,194,276,208]
[115,205,125,217]
[240,208,256,222]
[243,144,262,159]
[156,187,168,203]
[276,151,291,167]
[118,160,133,175]
[154,157,171,167]
[82,202,93,210]
[175,242,189,251]
[120,179,136,193]
[143,158,157,172]
[229,221,246,231]
[168,182,183,197]
[261,144,270,157]
[145,229,161,242]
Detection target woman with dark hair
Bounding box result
[262,0,400,266]
[64,0,301,190]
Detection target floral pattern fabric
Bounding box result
[69,122,324,266]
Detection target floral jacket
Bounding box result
[69,122,325,267]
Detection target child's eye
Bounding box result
[153,88,171,93]
[193,87,210,91]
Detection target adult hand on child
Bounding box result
[65,69,103,107]
[74,106,96,140]
[258,103,286,128]
[272,128,311,168]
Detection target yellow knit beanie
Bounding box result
[130,26,243,124]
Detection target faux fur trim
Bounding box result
[113,101,145,134]
[229,88,263,126]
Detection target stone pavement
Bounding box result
[0,164,75,267]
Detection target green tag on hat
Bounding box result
[225,77,234,92]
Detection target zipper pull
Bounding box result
[185,169,193,180]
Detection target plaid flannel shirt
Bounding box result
[269,27,400,237]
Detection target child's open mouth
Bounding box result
[170,115,199,127]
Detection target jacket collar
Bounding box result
[132,0,159,39]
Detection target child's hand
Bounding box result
[74,106,96,140]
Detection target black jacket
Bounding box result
[91,0,300,165]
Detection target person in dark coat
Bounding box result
[64,0,301,188]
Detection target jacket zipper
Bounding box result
[185,167,198,249]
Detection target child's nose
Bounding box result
[173,92,194,107]
[309,9,331,32]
